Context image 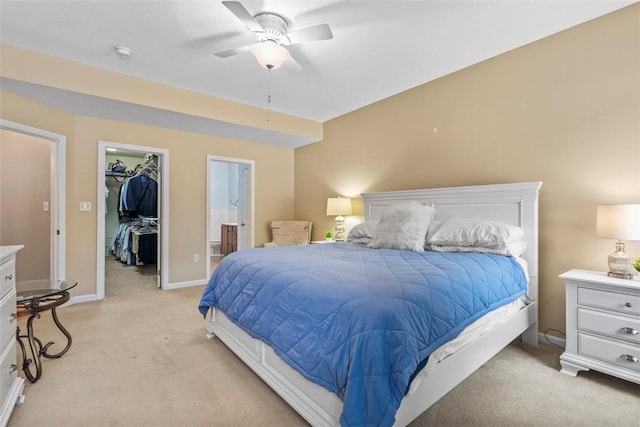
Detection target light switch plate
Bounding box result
[80,201,92,211]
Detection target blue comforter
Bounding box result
[198,243,527,426]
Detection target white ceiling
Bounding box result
[0,0,635,143]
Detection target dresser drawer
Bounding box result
[579,333,640,372]
[0,257,16,298]
[0,288,17,352]
[578,308,640,344]
[578,287,640,316]
[0,339,18,406]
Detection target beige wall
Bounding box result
[295,4,640,335]
[1,90,295,297]
[0,44,322,143]
[0,129,51,285]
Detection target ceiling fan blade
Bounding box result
[286,24,333,45]
[283,55,303,73]
[222,1,262,33]
[213,45,251,58]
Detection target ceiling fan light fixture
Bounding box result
[250,41,290,70]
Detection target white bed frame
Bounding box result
[206,181,542,426]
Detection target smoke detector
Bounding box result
[114,46,133,59]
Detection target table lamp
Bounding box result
[326,197,352,242]
[596,204,640,279]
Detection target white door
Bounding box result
[237,164,250,251]
[155,154,162,288]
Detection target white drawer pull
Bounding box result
[9,364,17,373]
[620,354,639,363]
[4,274,12,281]
[9,313,17,322]
[625,302,633,308]
[619,327,639,335]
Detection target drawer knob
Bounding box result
[9,313,17,322]
[619,327,639,335]
[9,364,17,373]
[620,354,639,363]
[625,302,633,308]
[4,274,12,281]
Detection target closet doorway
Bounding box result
[206,155,254,279]
[0,120,66,290]
[96,141,169,299]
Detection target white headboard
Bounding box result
[362,182,542,302]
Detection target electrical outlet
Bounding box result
[193,254,199,263]
[79,201,92,211]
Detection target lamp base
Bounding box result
[607,240,634,279]
[607,271,635,279]
[334,215,346,242]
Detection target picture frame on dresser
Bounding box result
[559,269,640,384]
[0,245,25,426]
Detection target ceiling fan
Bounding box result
[214,1,333,71]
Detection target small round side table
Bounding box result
[16,280,77,383]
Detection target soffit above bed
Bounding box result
[0,0,634,127]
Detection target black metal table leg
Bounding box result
[16,316,44,383]
[41,306,72,358]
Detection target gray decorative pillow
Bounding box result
[368,202,435,252]
[347,221,378,244]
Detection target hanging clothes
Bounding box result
[119,175,158,219]
[124,175,157,217]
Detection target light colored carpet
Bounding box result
[8,258,639,426]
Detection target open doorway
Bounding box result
[206,155,254,280]
[96,141,169,299]
[0,120,66,290]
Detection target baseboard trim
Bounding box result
[66,293,99,306]
[61,280,204,306]
[165,279,207,290]
[538,331,565,348]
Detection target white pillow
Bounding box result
[425,240,528,257]
[347,221,378,244]
[427,217,525,250]
[368,202,435,252]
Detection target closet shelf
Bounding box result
[105,170,129,177]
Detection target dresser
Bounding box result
[0,245,25,426]
[221,224,237,255]
[559,269,639,384]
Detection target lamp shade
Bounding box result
[326,197,352,216]
[596,204,640,240]
[250,41,290,70]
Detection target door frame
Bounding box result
[0,119,66,287]
[206,155,255,280]
[96,141,169,298]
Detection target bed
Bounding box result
[199,181,542,426]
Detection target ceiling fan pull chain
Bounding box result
[266,69,271,123]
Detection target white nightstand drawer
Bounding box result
[579,333,640,372]
[578,287,640,316]
[0,257,16,298]
[578,308,640,344]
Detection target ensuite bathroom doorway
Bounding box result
[0,120,66,291]
[206,155,254,279]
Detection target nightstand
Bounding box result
[559,269,639,384]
